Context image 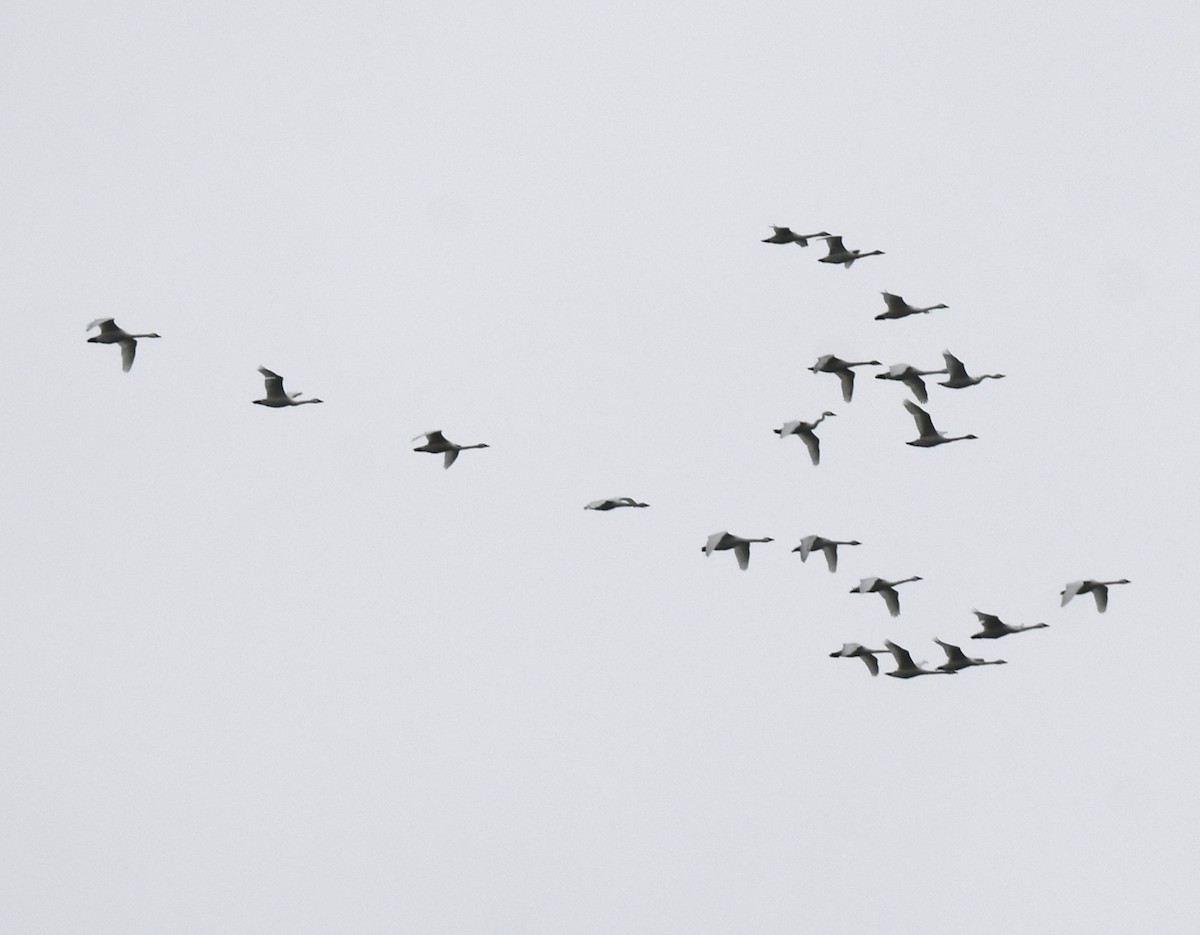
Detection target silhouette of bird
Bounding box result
[829,642,888,676]
[252,367,324,408]
[874,363,949,403]
[584,497,649,511]
[903,400,978,447]
[702,532,774,570]
[774,411,836,465]
[849,576,922,617]
[934,638,1007,672]
[969,610,1048,640]
[86,318,161,372]
[761,226,830,247]
[876,292,948,321]
[793,535,861,573]
[817,235,885,268]
[938,350,1006,389]
[412,430,490,469]
[809,355,882,403]
[1061,579,1131,613]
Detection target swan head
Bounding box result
[847,540,862,545]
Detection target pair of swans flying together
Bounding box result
[761,227,884,267]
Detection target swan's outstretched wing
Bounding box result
[1061,580,1085,607]
[86,318,117,333]
[734,542,751,570]
[880,586,901,617]
[881,292,907,315]
[258,366,288,401]
[836,370,855,403]
[820,543,839,573]
[443,449,460,470]
[935,639,969,665]
[704,532,728,558]
[901,374,929,403]
[796,535,816,563]
[903,400,937,437]
[799,429,820,466]
[884,640,916,671]
[858,652,880,677]
[119,339,136,372]
[942,350,969,381]
[413,430,449,445]
[822,236,846,257]
[1092,584,1109,613]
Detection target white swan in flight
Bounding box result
[829,642,888,676]
[761,226,830,247]
[252,367,324,408]
[1061,579,1131,613]
[412,430,490,469]
[86,318,160,372]
[874,363,948,404]
[884,640,955,679]
[584,497,649,511]
[849,576,922,617]
[809,355,882,403]
[939,350,1005,389]
[876,292,948,321]
[774,411,835,465]
[969,610,1048,640]
[793,535,861,573]
[903,400,978,447]
[702,531,774,570]
[934,638,1007,672]
[817,235,885,268]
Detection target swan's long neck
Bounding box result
[130,333,161,339]
[893,576,921,585]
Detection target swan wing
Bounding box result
[880,586,901,617]
[119,339,136,372]
[258,367,287,401]
[902,374,929,403]
[704,532,729,557]
[836,370,855,403]
[413,430,449,445]
[903,399,937,436]
[935,639,968,664]
[1061,580,1085,607]
[822,235,845,257]
[442,449,460,470]
[1093,585,1109,613]
[859,653,880,676]
[884,640,917,670]
[734,542,751,570]
[799,430,820,466]
[881,292,906,314]
[821,543,839,573]
[86,318,117,333]
[796,535,816,562]
[942,350,968,381]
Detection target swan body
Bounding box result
[774,411,836,465]
[809,355,882,403]
[86,318,161,372]
[969,610,1048,640]
[702,531,774,570]
[874,363,949,404]
[934,638,1006,672]
[903,400,977,447]
[818,235,885,268]
[585,497,649,511]
[830,642,887,677]
[849,576,922,617]
[876,292,948,321]
[252,366,324,407]
[762,226,830,247]
[1061,579,1130,613]
[939,350,1005,389]
[412,430,490,469]
[794,535,861,573]
[884,640,955,679]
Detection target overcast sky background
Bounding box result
[2,2,1198,932]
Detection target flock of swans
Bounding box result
[85,225,1129,682]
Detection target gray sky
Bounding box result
[2,2,1198,932]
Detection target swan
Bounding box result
[1061,579,1131,613]
[762,226,831,247]
[702,531,774,570]
[252,366,324,408]
[584,497,649,511]
[876,292,948,321]
[938,350,1005,389]
[934,638,1007,672]
[809,355,882,403]
[774,411,835,465]
[817,235,885,268]
[903,400,978,447]
[412,430,490,469]
[849,576,922,617]
[829,642,888,677]
[883,640,955,679]
[874,363,949,404]
[86,318,160,372]
[793,535,861,573]
[969,610,1048,640]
